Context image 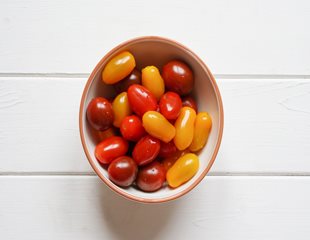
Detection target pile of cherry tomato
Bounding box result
[86,51,212,192]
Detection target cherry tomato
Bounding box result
[174,107,196,150]
[182,96,198,112]
[162,60,194,96]
[108,156,137,187]
[91,127,117,143]
[189,112,212,152]
[132,135,160,166]
[136,161,166,192]
[166,153,199,188]
[102,51,136,84]
[159,92,182,120]
[112,92,132,127]
[142,66,165,100]
[95,136,129,164]
[113,69,141,93]
[158,141,177,158]
[120,115,146,141]
[127,84,158,117]
[86,97,114,131]
[142,111,175,143]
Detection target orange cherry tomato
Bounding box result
[166,153,199,188]
[189,112,212,152]
[142,111,175,143]
[173,107,196,150]
[127,84,158,117]
[132,135,160,166]
[120,115,146,142]
[95,136,128,164]
[159,92,182,120]
[112,92,132,128]
[102,51,136,84]
[142,66,165,100]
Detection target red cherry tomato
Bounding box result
[108,156,137,187]
[182,96,198,112]
[136,161,166,192]
[120,115,146,142]
[86,97,114,131]
[162,60,194,96]
[113,69,141,93]
[158,141,177,158]
[159,92,182,120]
[132,135,160,166]
[127,84,158,117]
[95,136,128,164]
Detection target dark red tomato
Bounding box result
[113,69,141,93]
[127,84,158,117]
[162,60,194,96]
[136,161,166,192]
[120,115,146,142]
[158,141,177,158]
[182,96,198,112]
[108,156,137,187]
[159,92,182,120]
[132,135,160,166]
[86,97,114,131]
[95,136,128,164]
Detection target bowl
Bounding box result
[79,36,224,203]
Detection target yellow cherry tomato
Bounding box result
[102,51,136,84]
[189,112,212,152]
[142,111,175,143]
[173,107,196,150]
[112,92,132,127]
[142,66,165,100]
[166,153,199,188]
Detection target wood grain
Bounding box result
[0,0,309,74]
[0,176,309,240]
[0,77,310,174]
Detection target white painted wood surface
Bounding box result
[1,176,310,240]
[0,0,309,74]
[0,77,310,174]
[1,0,310,239]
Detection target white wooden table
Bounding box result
[1,1,310,239]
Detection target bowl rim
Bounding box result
[79,36,224,203]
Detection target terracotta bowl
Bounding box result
[79,36,224,203]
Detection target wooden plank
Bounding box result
[0,0,309,74]
[0,176,309,239]
[1,77,310,173]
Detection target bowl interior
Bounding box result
[81,37,222,202]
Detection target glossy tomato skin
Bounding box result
[120,115,146,142]
[159,92,182,120]
[95,136,129,164]
[158,141,177,158]
[108,156,137,187]
[182,96,198,112]
[162,60,194,96]
[167,153,199,188]
[86,97,114,131]
[102,51,136,84]
[132,135,160,166]
[136,161,166,192]
[142,111,175,143]
[127,84,158,117]
[114,69,141,93]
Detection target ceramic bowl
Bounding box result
[79,36,224,203]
